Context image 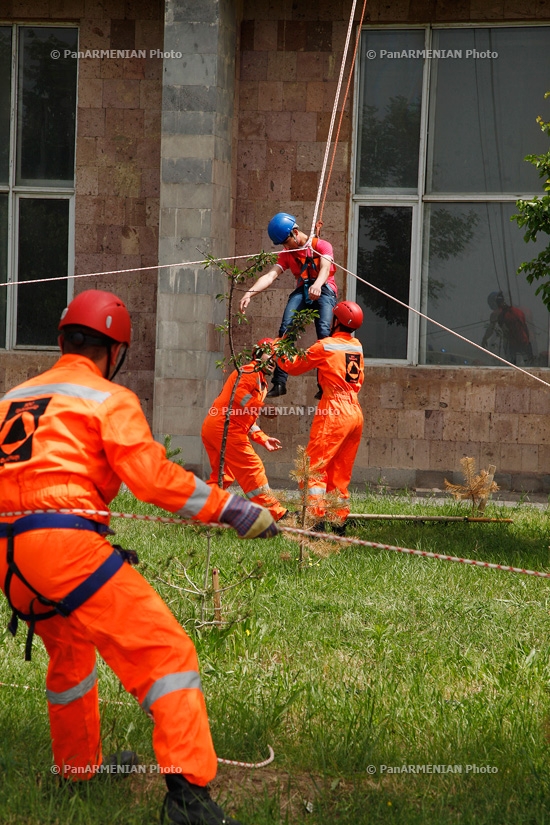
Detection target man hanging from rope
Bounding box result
[201,338,288,522]
[239,212,338,398]
[275,301,364,535]
[0,289,278,825]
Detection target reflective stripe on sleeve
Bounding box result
[175,477,212,518]
[249,424,261,433]
[2,383,111,404]
[321,342,363,353]
[239,393,253,407]
[141,671,202,714]
[46,665,98,706]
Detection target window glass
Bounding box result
[0,27,11,185]
[17,198,69,347]
[16,27,78,186]
[356,29,424,192]
[427,28,550,194]
[0,194,7,347]
[421,203,550,367]
[355,205,412,359]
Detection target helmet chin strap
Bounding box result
[107,344,128,381]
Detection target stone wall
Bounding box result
[0,0,163,422]
[154,0,240,474]
[232,0,550,494]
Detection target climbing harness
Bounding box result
[0,513,137,661]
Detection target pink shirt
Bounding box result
[276,237,338,294]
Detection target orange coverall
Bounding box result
[0,354,231,784]
[278,332,364,519]
[201,364,286,520]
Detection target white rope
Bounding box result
[308,0,359,242]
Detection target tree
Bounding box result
[203,252,318,487]
[512,92,550,308]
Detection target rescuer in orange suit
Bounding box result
[276,301,364,534]
[201,339,287,522]
[0,290,278,825]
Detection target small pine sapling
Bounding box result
[444,457,498,512]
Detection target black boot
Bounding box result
[310,521,326,534]
[330,521,347,536]
[161,775,243,825]
[266,383,287,397]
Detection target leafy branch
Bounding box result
[512,92,550,308]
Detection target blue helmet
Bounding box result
[267,212,297,245]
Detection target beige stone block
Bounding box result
[379,381,403,409]
[414,439,431,470]
[296,141,323,173]
[162,134,216,161]
[480,443,500,468]
[517,414,546,445]
[469,412,490,442]
[464,383,496,412]
[430,440,456,470]
[538,443,550,473]
[424,409,443,440]
[500,443,523,473]
[76,136,98,166]
[442,412,469,442]
[78,78,104,109]
[489,413,518,444]
[530,387,550,414]
[455,441,481,467]
[495,386,530,414]
[76,165,99,196]
[391,439,416,468]
[397,410,424,440]
[520,444,539,472]
[371,408,398,439]
[368,437,391,465]
[257,81,283,112]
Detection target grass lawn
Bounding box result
[2,489,550,823]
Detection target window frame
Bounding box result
[0,22,77,352]
[348,21,550,368]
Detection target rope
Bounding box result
[1,508,549,581]
[316,0,369,231]
[281,524,550,579]
[309,0,359,242]
[1,243,548,390]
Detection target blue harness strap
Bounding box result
[0,513,128,661]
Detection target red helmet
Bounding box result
[333,301,363,330]
[59,290,132,345]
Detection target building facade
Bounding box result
[1,0,550,492]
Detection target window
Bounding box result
[0,24,77,349]
[350,26,550,367]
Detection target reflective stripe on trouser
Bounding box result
[202,427,286,520]
[0,529,217,785]
[305,397,363,519]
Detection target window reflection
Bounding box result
[17,198,69,347]
[16,27,78,186]
[421,204,549,367]
[356,206,412,360]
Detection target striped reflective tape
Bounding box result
[142,671,202,714]
[2,383,111,404]
[46,665,98,706]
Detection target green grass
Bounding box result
[2,490,550,823]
